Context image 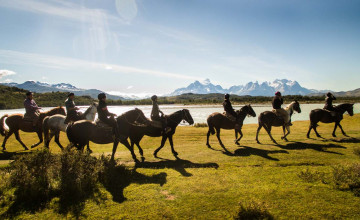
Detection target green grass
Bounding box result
[1,114,360,219]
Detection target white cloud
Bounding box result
[0,49,200,80]
[0,69,16,79]
[127,85,133,89]
[4,79,13,83]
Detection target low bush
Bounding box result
[332,163,360,196]
[298,168,326,183]
[234,201,273,220]
[193,123,208,128]
[353,147,360,158]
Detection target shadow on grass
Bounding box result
[135,158,219,177]
[278,141,346,155]
[100,162,167,203]
[327,137,360,143]
[0,150,34,160]
[222,146,288,161]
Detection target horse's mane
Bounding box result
[167,109,185,118]
[284,101,297,110]
[42,106,64,115]
[335,103,354,111]
[83,103,97,116]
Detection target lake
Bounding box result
[1,103,359,126]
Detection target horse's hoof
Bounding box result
[206,144,211,148]
[281,137,284,140]
[234,140,240,145]
[173,152,178,156]
[141,157,145,162]
[134,159,140,164]
[153,152,158,158]
[284,138,288,142]
[256,140,260,144]
[332,134,336,137]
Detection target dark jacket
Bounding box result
[151,101,163,121]
[272,96,283,109]
[223,99,237,117]
[97,100,115,126]
[324,96,336,111]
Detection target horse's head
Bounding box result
[344,103,354,116]
[292,101,301,113]
[182,109,194,125]
[246,104,256,117]
[134,108,149,124]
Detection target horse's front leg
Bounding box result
[234,129,243,145]
[31,131,43,148]
[111,141,119,161]
[154,136,167,158]
[306,123,313,138]
[264,126,278,145]
[132,140,145,162]
[281,125,290,141]
[54,131,64,150]
[337,122,348,137]
[120,139,139,163]
[256,124,262,144]
[332,122,338,137]
[168,135,178,158]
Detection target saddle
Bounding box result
[149,120,162,128]
[223,112,236,122]
[95,119,113,132]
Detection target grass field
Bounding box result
[1,114,360,219]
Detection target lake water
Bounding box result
[1,103,359,126]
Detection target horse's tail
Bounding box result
[207,115,215,135]
[43,116,50,142]
[0,114,8,136]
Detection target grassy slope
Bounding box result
[1,114,360,219]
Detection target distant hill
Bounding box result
[1,81,125,100]
[170,79,319,96]
[308,88,360,97]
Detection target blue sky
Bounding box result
[0,0,359,96]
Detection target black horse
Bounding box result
[307,103,354,138]
[206,105,256,150]
[129,109,194,160]
[66,108,148,162]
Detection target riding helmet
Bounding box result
[151,95,158,101]
[68,92,75,97]
[326,92,332,97]
[224,94,230,99]
[275,91,281,96]
[98,93,106,100]
[26,91,33,96]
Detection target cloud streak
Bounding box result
[0,69,16,79]
[0,49,200,80]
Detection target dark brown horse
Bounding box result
[206,105,256,151]
[66,108,148,163]
[306,103,354,138]
[256,101,301,144]
[0,107,66,150]
[129,109,194,161]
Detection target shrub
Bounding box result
[298,168,326,183]
[353,147,360,158]
[59,149,104,202]
[332,163,360,196]
[9,150,60,203]
[234,201,273,220]
[193,123,208,128]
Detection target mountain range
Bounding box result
[170,79,319,96]
[1,81,125,100]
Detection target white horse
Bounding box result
[42,103,97,149]
[256,101,301,144]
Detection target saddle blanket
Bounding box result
[223,112,236,122]
[150,120,162,128]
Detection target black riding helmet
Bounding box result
[68,92,75,97]
[98,93,106,100]
[224,94,230,99]
[26,91,33,96]
[151,95,158,101]
[326,92,333,98]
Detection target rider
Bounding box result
[323,92,337,117]
[23,91,41,126]
[272,91,291,126]
[223,94,240,129]
[151,95,170,134]
[97,93,122,141]
[64,92,82,124]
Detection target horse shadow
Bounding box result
[100,162,167,204]
[325,137,360,144]
[221,145,289,161]
[278,141,346,155]
[0,150,34,160]
[135,158,219,177]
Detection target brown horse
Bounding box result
[306,103,354,138]
[129,109,194,161]
[0,107,66,151]
[66,108,148,163]
[256,101,301,144]
[206,105,256,151]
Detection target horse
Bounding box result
[42,103,98,149]
[206,105,256,151]
[306,103,354,138]
[256,101,301,144]
[66,108,148,163]
[129,109,194,161]
[0,106,66,151]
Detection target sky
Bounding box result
[0,0,359,97]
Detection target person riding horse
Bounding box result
[272,91,291,126]
[96,93,122,141]
[64,92,82,124]
[323,92,337,117]
[223,94,240,129]
[151,95,171,134]
[24,91,41,126]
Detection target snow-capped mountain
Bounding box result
[1,81,124,100]
[170,79,317,96]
